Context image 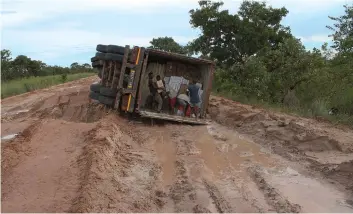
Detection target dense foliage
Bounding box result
[1,49,94,82]
[150,1,352,124]
[148,37,190,55]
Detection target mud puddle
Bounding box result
[1,134,19,141]
[152,130,177,187]
[253,166,353,212]
[195,123,275,177]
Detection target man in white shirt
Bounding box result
[156,75,165,94]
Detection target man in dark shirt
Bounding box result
[188,79,201,118]
[147,72,163,112]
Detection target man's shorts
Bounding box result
[190,102,201,108]
[177,98,188,107]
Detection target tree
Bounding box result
[1,49,12,61]
[12,55,32,78]
[82,63,91,69]
[1,49,13,81]
[70,62,80,70]
[149,37,189,55]
[326,4,353,114]
[1,49,94,81]
[28,60,46,76]
[327,4,353,56]
[189,0,291,67]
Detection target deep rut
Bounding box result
[249,167,302,213]
[202,180,232,213]
[145,124,266,213]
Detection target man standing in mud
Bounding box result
[146,72,163,113]
[188,79,201,119]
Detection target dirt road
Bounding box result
[1,77,353,212]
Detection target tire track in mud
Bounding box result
[70,118,163,213]
[166,124,295,213]
[141,125,217,213]
[208,96,353,194]
[202,179,232,213]
[249,167,302,213]
[2,119,95,212]
[162,126,239,213]
[169,159,198,212]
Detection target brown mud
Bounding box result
[1,77,352,212]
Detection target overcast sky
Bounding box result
[1,0,350,66]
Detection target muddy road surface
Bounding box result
[1,77,353,212]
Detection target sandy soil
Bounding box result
[1,77,353,212]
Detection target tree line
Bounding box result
[1,49,94,82]
[148,1,353,123]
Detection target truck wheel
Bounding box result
[96,44,108,53]
[95,52,106,60]
[107,45,125,54]
[99,95,115,106]
[92,60,103,68]
[104,53,123,62]
[91,56,98,62]
[89,91,99,100]
[97,68,102,79]
[90,82,101,93]
[100,87,118,97]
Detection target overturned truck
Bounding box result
[89,45,215,125]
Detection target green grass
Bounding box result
[1,73,95,99]
[213,90,353,128]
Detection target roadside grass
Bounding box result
[1,73,95,99]
[213,91,353,128]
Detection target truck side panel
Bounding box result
[127,48,145,112]
[135,51,150,112]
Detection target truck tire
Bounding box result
[100,87,118,97]
[90,82,101,93]
[105,53,123,62]
[96,44,108,53]
[97,68,102,79]
[95,52,106,60]
[99,95,115,106]
[92,60,103,68]
[89,91,99,100]
[107,45,125,54]
[91,56,98,62]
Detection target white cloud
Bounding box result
[299,35,331,43]
[1,0,199,27]
[2,25,195,61]
[2,0,347,27]
[221,0,347,14]
[261,0,347,13]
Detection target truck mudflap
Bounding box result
[139,110,209,125]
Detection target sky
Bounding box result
[0,0,351,67]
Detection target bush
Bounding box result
[61,73,68,83]
[213,38,352,127]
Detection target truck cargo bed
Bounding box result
[139,110,209,125]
